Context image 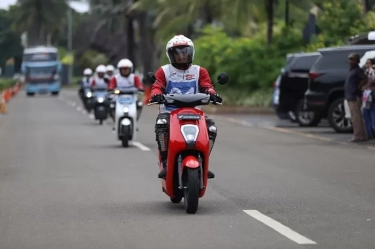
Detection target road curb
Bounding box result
[201,105,274,114]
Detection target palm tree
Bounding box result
[88,0,137,66]
[11,0,69,46]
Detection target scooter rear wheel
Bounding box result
[170,196,183,203]
[184,168,200,214]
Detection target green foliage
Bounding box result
[77,50,109,71]
[0,10,23,70]
[315,0,366,47]
[58,47,68,60]
[193,24,304,93]
[220,88,273,106]
[0,78,16,91]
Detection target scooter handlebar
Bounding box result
[147,100,222,106]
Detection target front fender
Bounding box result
[182,155,200,169]
[121,118,131,126]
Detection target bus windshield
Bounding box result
[25,66,57,82]
[23,53,57,62]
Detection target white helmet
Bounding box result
[166,35,195,65]
[95,65,106,73]
[106,65,115,72]
[83,68,92,75]
[117,59,133,69]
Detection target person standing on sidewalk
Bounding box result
[345,53,368,142]
[362,59,375,139]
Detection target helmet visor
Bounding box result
[168,46,194,64]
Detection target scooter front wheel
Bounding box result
[121,133,129,147]
[184,168,200,214]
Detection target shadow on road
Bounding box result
[115,199,228,216]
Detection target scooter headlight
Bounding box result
[180,125,199,143]
[97,97,104,103]
[123,107,129,113]
[86,92,92,98]
[114,89,120,94]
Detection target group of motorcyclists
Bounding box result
[78,59,144,126]
[77,34,224,180]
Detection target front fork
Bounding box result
[177,153,205,190]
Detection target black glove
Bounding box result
[209,93,222,104]
[150,94,163,103]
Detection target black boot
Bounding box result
[158,159,167,178]
[158,168,167,178]
[208,171,215,179]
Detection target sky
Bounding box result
[0,0,90,13]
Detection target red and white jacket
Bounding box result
[108,73,143,90]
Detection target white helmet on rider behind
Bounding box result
[166,35,195,66]
[106,65,115,72]
[117,59,133,69]
[95,65,106,73]
[117,59,133,77]
[83,68,93,75]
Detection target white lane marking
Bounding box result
[243,210,317,245]
[131,141,151,151]
[76,106,82,111]
[89,114,95,119]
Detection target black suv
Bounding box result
[305,45,375,133]
[273,52,320,126]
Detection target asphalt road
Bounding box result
[1,89,375,249]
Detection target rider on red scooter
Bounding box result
[149,34,222,179]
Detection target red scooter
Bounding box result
[148,72,229,214]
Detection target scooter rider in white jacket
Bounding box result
[79,68,93,98]
[91,65,109,88]
[108,59,144,121]
[106,65,115,80]
[82,68,93,87]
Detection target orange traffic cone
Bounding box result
[0,91,7,114]
[4,89,10,102]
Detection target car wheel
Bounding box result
[328,98,353,133]
[295,99,321,127]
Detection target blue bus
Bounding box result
[21,46,62,96]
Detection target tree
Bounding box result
[317,0,367,46]
[0,9,23,71]
[11,0,69,46]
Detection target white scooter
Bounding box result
[113,87,143,147]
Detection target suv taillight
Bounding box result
[309,72,320,80]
